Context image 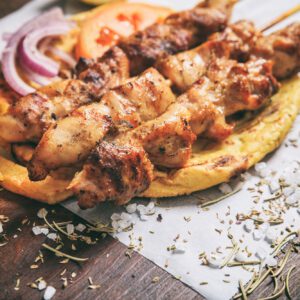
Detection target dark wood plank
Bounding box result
[0,1,299,300]
[0,191,201,300]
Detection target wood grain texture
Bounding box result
[0,1,299,299]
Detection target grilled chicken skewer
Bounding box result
[28,21,300,180]
[70,56,279,207]
[0,0,231,143]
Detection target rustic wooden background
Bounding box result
[0,1,300,299]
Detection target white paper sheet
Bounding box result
[1,1,300,299]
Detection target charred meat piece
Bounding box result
[0,47,129,143]
[71,57,279,206]
[28,68,175,180]
[118,4,228,75]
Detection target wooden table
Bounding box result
[0,1,300,299]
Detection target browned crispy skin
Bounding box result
[72,57,279,207]
[0,47,129,143]
[211,20,300,78]
[71,141,154,208]
[28,68,175,181]
[118,6,228,75]
[253,22,300,79]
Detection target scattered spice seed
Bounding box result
[285,265,295,299]
[42,243,88,262]
[247,268,272,294]
[14,278,20,291]
[227,261,261,267]
[221,239,239,268]
[272,247,292,277]
[30,264,39,269]
[88,284,101,289]
[201,187,242,208]
[199,282,208,285]
[260,281,286,300]
[239,280,247,300]
[272,231,298,255]
[152,276,160,283]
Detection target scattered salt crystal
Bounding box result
[47,233,57,241]
[0,222,3,234]
[297,208,300,214]
[139,214,150,221]
[265,256,277,267]
[40,228,49,235]
[255,162,271,177]
[259,222,270,233]
[37,208,48,219]
[286,192,299,205]
[13,234,18,238]
[241,172,251,181]
[253,230,264,241]
[43,286,56,300]
[219,183,232,194]
[32,226,42,235]
[111,221,119,231]
[111,213,121,221]
[172,241,187,254]
[75,223,86,232]
[268,180,280,194]
[38,280,47,291]
[243,220,254,233]
[255,247,267,260]
[265,229,277,244]
[235,252,248,262]
[207,254,223,269]
[126,203,137,214]
[66,224,74,235]
[120,212,132,222]
[283,187,295,197]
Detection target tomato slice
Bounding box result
[76,2,172,59]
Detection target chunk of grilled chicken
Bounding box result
[117,1,229,75]
[253,22,300,79]
[70,107,195,207]
[0,2,231,144]
[28,39,231,180]
[157,21,300,93]
[0,47,129,143]
[28,68,175,181]
[71,57,279,207]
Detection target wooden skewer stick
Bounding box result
[261,4,300,32]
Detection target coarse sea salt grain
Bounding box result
[37,208,48,219]
[32,226,42,235]
[253,230,264,241]
[283,187,295,197]
[219,183,232,194]
[43,286,56,300]
[126,203,137,214]
[111,213,121,221]
[265,229,277,244]
[172,241,187,254]
[75,223,86,232]
[268,180,280,194]
[206,254,223,269]
[286,191,300,205]
[66,224,74,235]
[47,233,57,241]
[38,280,47,291]
[234,252,248,262]
[255,247,267,260]
[243,220,254,233]
[0,222,3,234]
[265,256,277,267]
[40,228,49,236]
[255,162,271,178]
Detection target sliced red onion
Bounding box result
[47,46,77,68]
[19,22,74,77]
[1,8,65,95]
[19,61,52,86]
